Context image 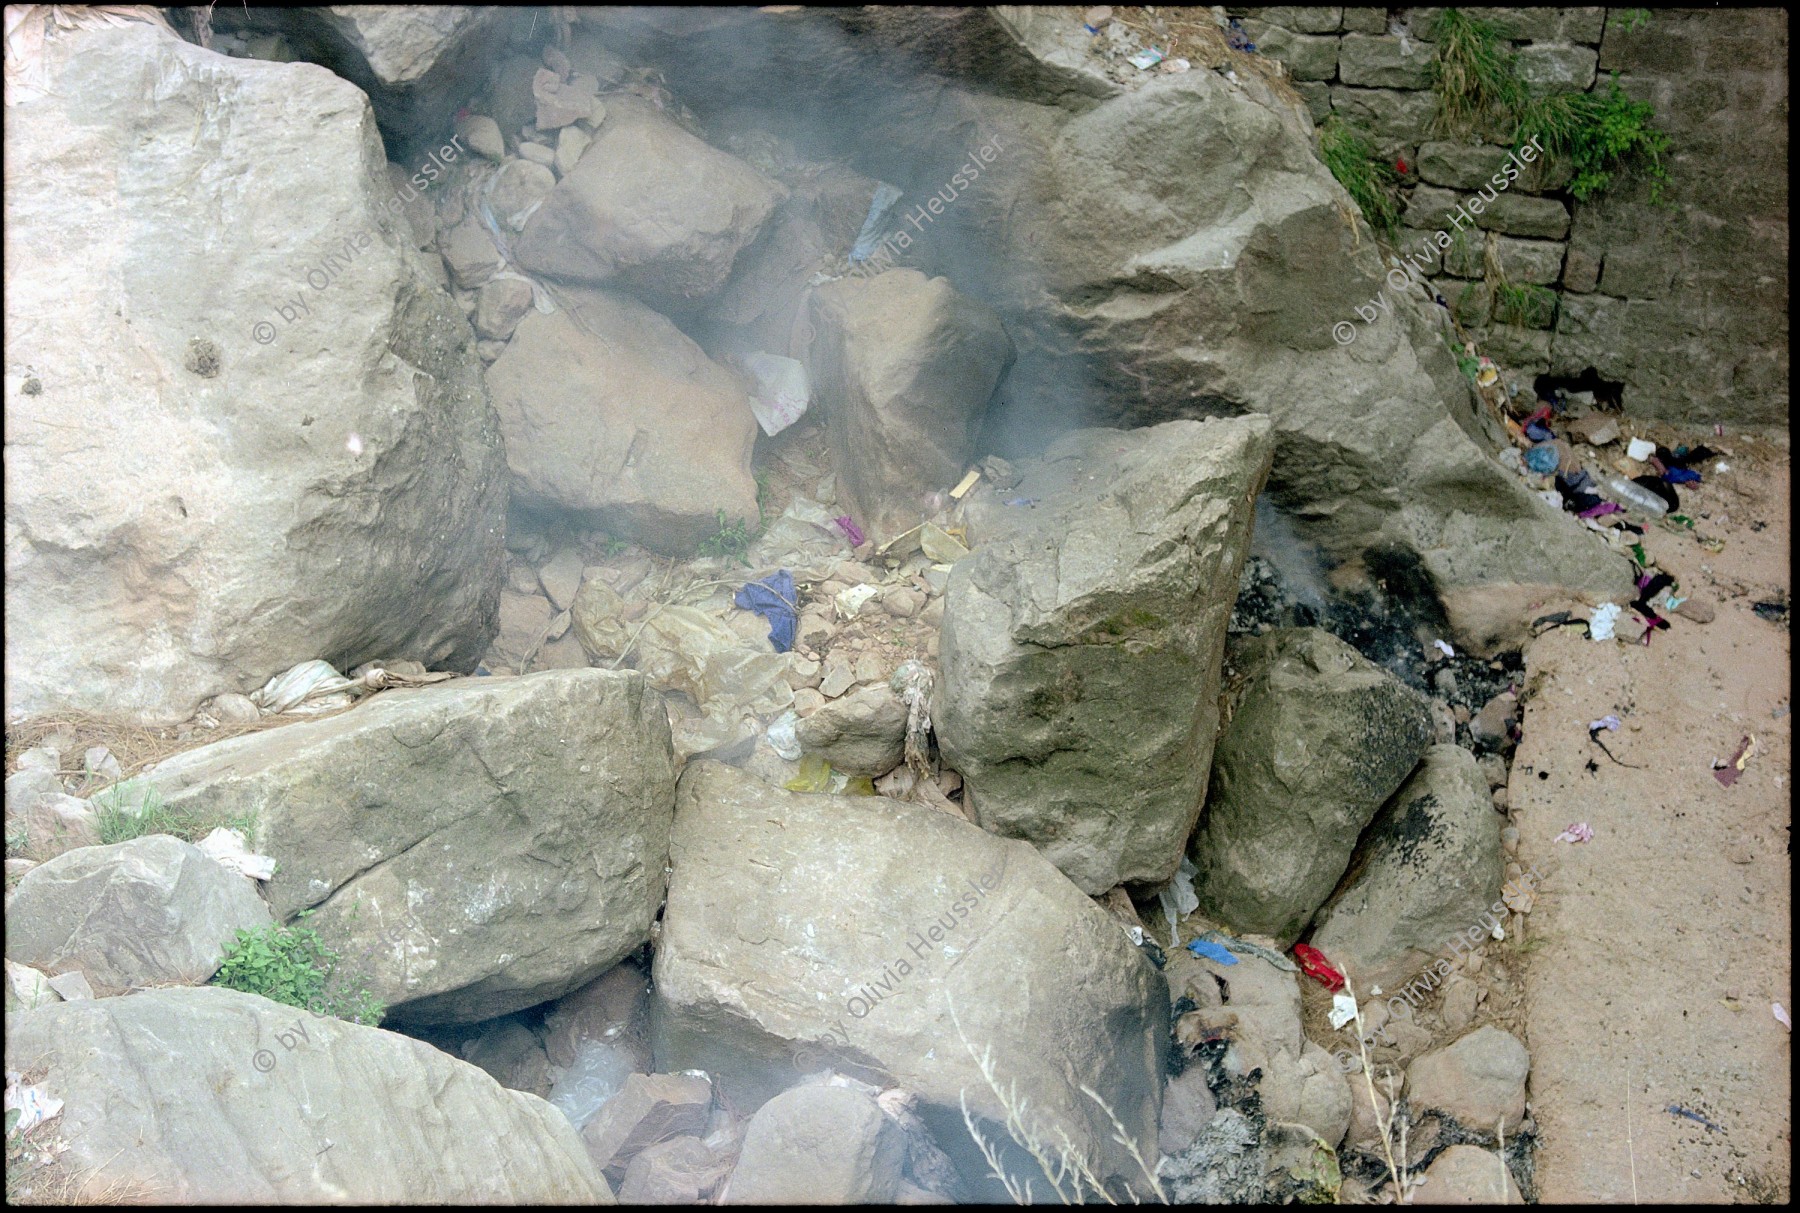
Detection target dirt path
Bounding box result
[1512,428,1791,1202]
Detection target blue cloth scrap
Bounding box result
[1523,420,1555,442]
[1525,444,1560,474]
[1664,467,1702,484]
[734,570,798,653]
[1186,938,1239,965]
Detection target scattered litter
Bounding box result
[833,516,865,548]
[1713,735,1755,787]
[1664,467,1701,485]
[1665,1105,1723,1133]
[1525,444,1560,474]
[1588,603,1621,641]
[1328,991,1359,1030]
[1751,600,1788,624]
[1292,943,1345,993]
[1774,705,1791,721]
[1531,610,1580,636]
[1434,639,1456,659]
[1128,46,1165,70]
[783,753,874,796]
[742,352,810,437]
[1625,437,1657,461]
[197,827,277,881]
[1588,715,1620,733]
[1198,930,1298,972]
[734,569,798,653]
[1553,822,1593,843]
[2,1076,63,1135]
[918,523,969,564]
[834,583,879,620]
[1598,472,1669,518]
[848,182,904,263]
[1084,5,1113,34]
[1157,856,1199,948]
[766,710,802,762]
[1775,1003,1792,1031]
[1160,56,1190,72]
[1186,938,1238,966]
[949,469,982,500]
[1004,496,1040,507]
[1577,500,1622,520]
[250,659,359,715]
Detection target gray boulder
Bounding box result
[1405,1026,1530,1137]
[723,1084,907,1204]
[486,285,760,554]
[141,670,676,1023]
[1189,628,1435,946]
[4,835,272,996]
[4,21,506,726]
[619,1135,734,1203]
[794,684,908,776]
[935,416,1274,894]
[4,986,612,1202]
[514,96,786,304]
[582,1071,714,1182]
[1308,746,1505,988]
[461,1017,553,1099]
[807,269,1015,541]
[652,761,1168,1190]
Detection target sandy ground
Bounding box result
[1511,425,1791,1202]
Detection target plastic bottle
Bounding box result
[1596,472,1669,518]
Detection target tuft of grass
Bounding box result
[1319,116,1402,238]
[1431,10,1671,205]
[1493,282,1558,328]
[91,783,257,848]
[696,509,754,566]
[211,911,385,1027]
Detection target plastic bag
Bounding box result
[1156,856,1200,948]
[743,352,810,438]
[549,1039,638,1130]
[197,827,277,881]
[766,710,802,762]
[250,659,351,714]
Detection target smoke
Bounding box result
[1249,495,1328,612]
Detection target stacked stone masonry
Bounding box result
[1232,6,1787,424]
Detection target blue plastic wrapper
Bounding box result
[1186,938,1239,966]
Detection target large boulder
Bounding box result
[485,286,760,554]
[141,669,676,1023]
[935,416,1274,894]
[513,96,787,305]
[1405,1026,1531,1137]
[807,269,1015,541]
[723,1083,908,1204]
[4,986,612,1202]
[1308,745,1506,988]
[3,20,507,726]
[1189,628,1436,946]
[652,761,1168,1190]
[4,835,273,996]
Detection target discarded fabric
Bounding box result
[1553,822,1593,843]
[1292,943,1345,992]
[833,516,865,547]
[1186,938,1238,966]
[1664,467,1701,485]
[1588,715,1620,733]
[1524,444,1560,474]
[1665,1105,1723,1133]
[1588,603,1621,641]
[1577,501,1622,520]
[1524,421,1555,444]
[1199,930,1299,972]
[734,570,798,653]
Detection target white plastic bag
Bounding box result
[548,1039,638,1131]
[743,352,810,438]
[197,827,277,881]
[1157,856,1200,948]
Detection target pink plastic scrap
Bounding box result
[833,516,865,546]
[1589,715,1621,732]
[1553,822,1593,844]
[1578,501,1623,519]
[1775,1003,1792,1031]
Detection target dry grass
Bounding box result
[5,708,343,790]
[1343,969,1413,1204]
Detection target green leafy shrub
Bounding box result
[1319,115,1401,237]
[696,509,753,566]
[1431,11,1671,204]
[212,912,385,1026]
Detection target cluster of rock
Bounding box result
[0,6,1579,1205]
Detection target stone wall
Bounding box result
[1233,6,1788,426]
